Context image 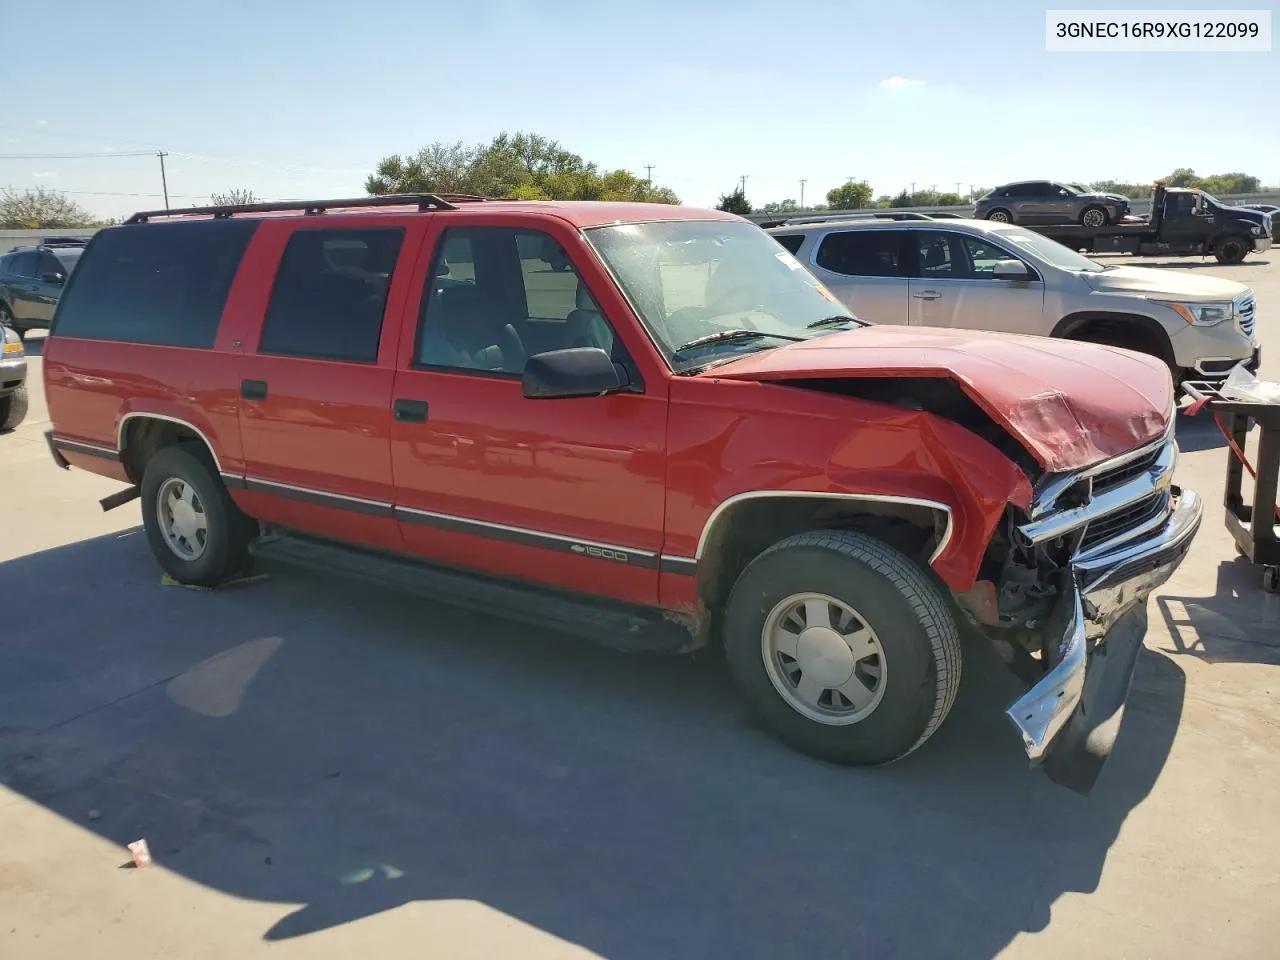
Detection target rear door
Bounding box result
[231,218,423,553]
[807,228,909,324]
[906,229,1046,334]
[388,218,668,607]
[1015,182,1057,223]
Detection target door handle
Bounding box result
[241,379,268,400]
[912,290,942,300]
[393,398,428,423]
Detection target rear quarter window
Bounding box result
[51,220,258,348]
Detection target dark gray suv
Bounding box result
[975,181,1130,228]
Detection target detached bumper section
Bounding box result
[1004,428,1201,792]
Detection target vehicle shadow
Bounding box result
[1156,559,1280,665]
[0,528,1186,959]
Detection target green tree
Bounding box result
[0,187,97,229]
[366,131,680,203]
[715,187,752,214]
[826,180,873,210]
[210,189,260,206]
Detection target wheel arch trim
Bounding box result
[117,412,225,475]
[693,491,955,567]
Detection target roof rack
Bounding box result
[124,193,479,225]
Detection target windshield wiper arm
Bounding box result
[671,329,804,357]
[806,315,860,330]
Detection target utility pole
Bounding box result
[955,181,962,196]
[909,182,916,195]
[740,174,748,196]
[799,179,806,209]
[157,151,170,209]
[644,164,654,184]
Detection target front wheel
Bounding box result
[1215,235,1249,265]
[0,386,28,432]
[140,443,254,586]
[723,530,962,766]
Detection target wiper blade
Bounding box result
[671,329,803,356]
[806,315,859,330]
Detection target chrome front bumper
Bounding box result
[1253,235,1273,254]
[1005,485,1202,792]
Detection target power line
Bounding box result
[0,150,155,159]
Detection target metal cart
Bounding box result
[1183,381,1280,593]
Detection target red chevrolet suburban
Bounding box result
[42,195,1201,792]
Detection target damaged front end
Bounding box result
[961,422,1201,793]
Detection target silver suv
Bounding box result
[975,181,1130,227]
[767,217,1260,385]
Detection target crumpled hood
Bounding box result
[1083,264,1248,301]
[707,326,1173,474]
[1086,193,1129,204]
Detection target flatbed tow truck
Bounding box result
[1028,183,1274,264]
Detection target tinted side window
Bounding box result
[259,228,404,363]
[11,252,40,277]
[814,231,903,278]
[956,235,1031,278]
[38,252,66,278]
[772,234,805,255]
[913,231,958,277]
[52,221,258,347]
[1006,184,1038,198]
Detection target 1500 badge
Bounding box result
[571,543,630,563]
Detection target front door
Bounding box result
[233,221,418,553]
[807,228,909,325]
[906,230,1046,334]
[6,252,56,326]
[1160,192,1206,249]
[389,222,668,607]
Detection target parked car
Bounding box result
[43,195,1201,792]
[0,321,28,431]
[975,181,1131,228]
[766,216,1259,387]
[0,238,88,339]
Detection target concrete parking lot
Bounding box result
[2,253,1279,960]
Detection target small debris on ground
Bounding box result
[160,570,271,591]
[127,839,151,867]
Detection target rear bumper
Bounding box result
[1005,485,1202,792]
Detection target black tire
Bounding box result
[1214,235,1249,265]
[985,208,1013,223]
[1079,205,1109,228]
[1264,566,1279,595]
[0,385,28,432]
[140,443,254,586]
[722,529,962,766]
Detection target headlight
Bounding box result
[1250,225,1264,236]
[1164,301,1234,326]
[2,326,24,356]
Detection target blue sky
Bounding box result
[3,0,1276,219]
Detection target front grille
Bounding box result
[1092,444,1163,495]
[1239,296,1255,339]
[1079,489,1170,553]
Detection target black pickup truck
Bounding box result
[1028,184,1273,264]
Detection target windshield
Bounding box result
[52,249,83,273]
[991,226,1107,273]
[1063,183,1087,195]
[584,219,861,367]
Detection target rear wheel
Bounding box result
[140,443,254,586]
[0,386,28,432]
[722,530,962,766]
[1214,235,1249,265]
[985,208,1012,223]
[1079,205,1109,228]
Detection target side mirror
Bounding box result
[523,347,625,399]
[41,272,64,284]
[992,259,1033,279]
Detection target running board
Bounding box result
[250,533,697,655]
